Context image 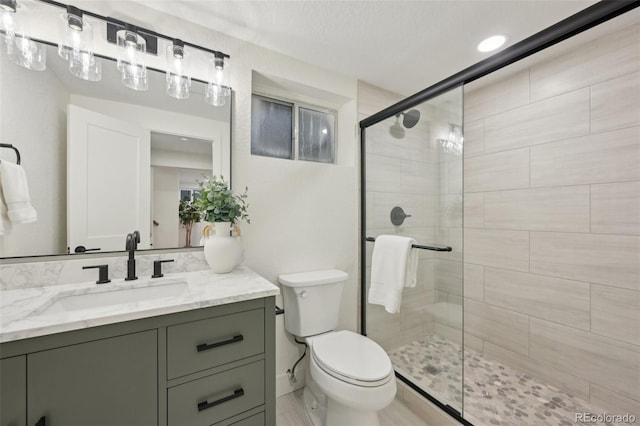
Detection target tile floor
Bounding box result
[276,388,428,426]
[390,334,607,426]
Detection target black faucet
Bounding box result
[125,230,140,281]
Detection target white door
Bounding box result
[67,105,151,253]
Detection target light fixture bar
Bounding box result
[0,0,17,12]
[38,0,230,60]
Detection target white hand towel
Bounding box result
[0,161,37,224]
[0,183,9,236]
[0,183,6,236]
[368,235,418,314]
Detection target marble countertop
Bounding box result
[0,266,280,344]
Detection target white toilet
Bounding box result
[279,270,396,426]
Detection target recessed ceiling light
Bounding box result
[477,35,506,53]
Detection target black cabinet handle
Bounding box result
[197,334,243,352]
[197,388,244,412]
[35,416,46,426]
[74,246,101,253]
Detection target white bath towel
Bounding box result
[368,235,418,314]
[0,161,37,224]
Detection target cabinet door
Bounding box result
[27,330,157,426]
[1,356,26,426]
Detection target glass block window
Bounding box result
[251,93,337,163]
[251,95,293,159]
[298,107,336,163]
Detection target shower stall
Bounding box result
[360,3,639,425]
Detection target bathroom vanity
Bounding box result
[0,267,279,426]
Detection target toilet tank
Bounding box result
[278,270,348,337]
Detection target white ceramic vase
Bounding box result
[204,222,243,273]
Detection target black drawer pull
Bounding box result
[35,416,46,426]
[197,334,244,352]
[197,388,244,412]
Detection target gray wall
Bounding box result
[0,54,68,257]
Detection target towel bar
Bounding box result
[365,236,452,252]
[0,143,21,165]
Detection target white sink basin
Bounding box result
[35,280,188,316]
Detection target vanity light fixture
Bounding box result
[477,35,507,52]
[3,0,232,101]
[205,52,231,107]
[116,24,148,91]
[1,0,46,71]
[58,5,101,81]
[166,39,191,99]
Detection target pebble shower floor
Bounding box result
[389,335,611,426]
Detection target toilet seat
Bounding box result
[311,330,393,387]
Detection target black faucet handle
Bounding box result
[83,264,111,284]
[125,233,133,251]
[152,259,174,278]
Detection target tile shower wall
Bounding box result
[462,22,640,417]
[360,81,433,350]
[359,82,463,351]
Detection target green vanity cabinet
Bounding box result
[0,356,27,426]
[27,330,158,426]
[0,297,276,426]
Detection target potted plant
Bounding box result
[178,196,201,247]
[195,175,250,225]
[195,175,249,273]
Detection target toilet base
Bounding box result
[303,386,325,426]
[326,398,380,426]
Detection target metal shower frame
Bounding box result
[358,1,640,424]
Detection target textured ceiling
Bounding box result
[138,0,596,95]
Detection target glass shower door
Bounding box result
[363,86,464,415]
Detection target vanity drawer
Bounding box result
[229,411,265,426]
[168,360,265,426]
[167,308,264,379]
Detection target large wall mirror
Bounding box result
[0,38,231,258]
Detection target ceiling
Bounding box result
[139,0,597,95]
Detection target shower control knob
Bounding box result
[390,206,412,226]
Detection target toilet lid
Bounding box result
[311,330,392,385]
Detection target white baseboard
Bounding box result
[276,367,306,397]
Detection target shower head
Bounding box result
[398,109,421,129]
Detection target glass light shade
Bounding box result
[116,28,148,91]
[165,42,191,99]
[205,54,230,107]
[68,50,101,81]
[0,6,17,54]
[448,124,463,145]
[8,35,46,70]
[205,82,230,107]
[121,63,148,91]
[58,11,93,60]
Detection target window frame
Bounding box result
[251,92,338,163]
